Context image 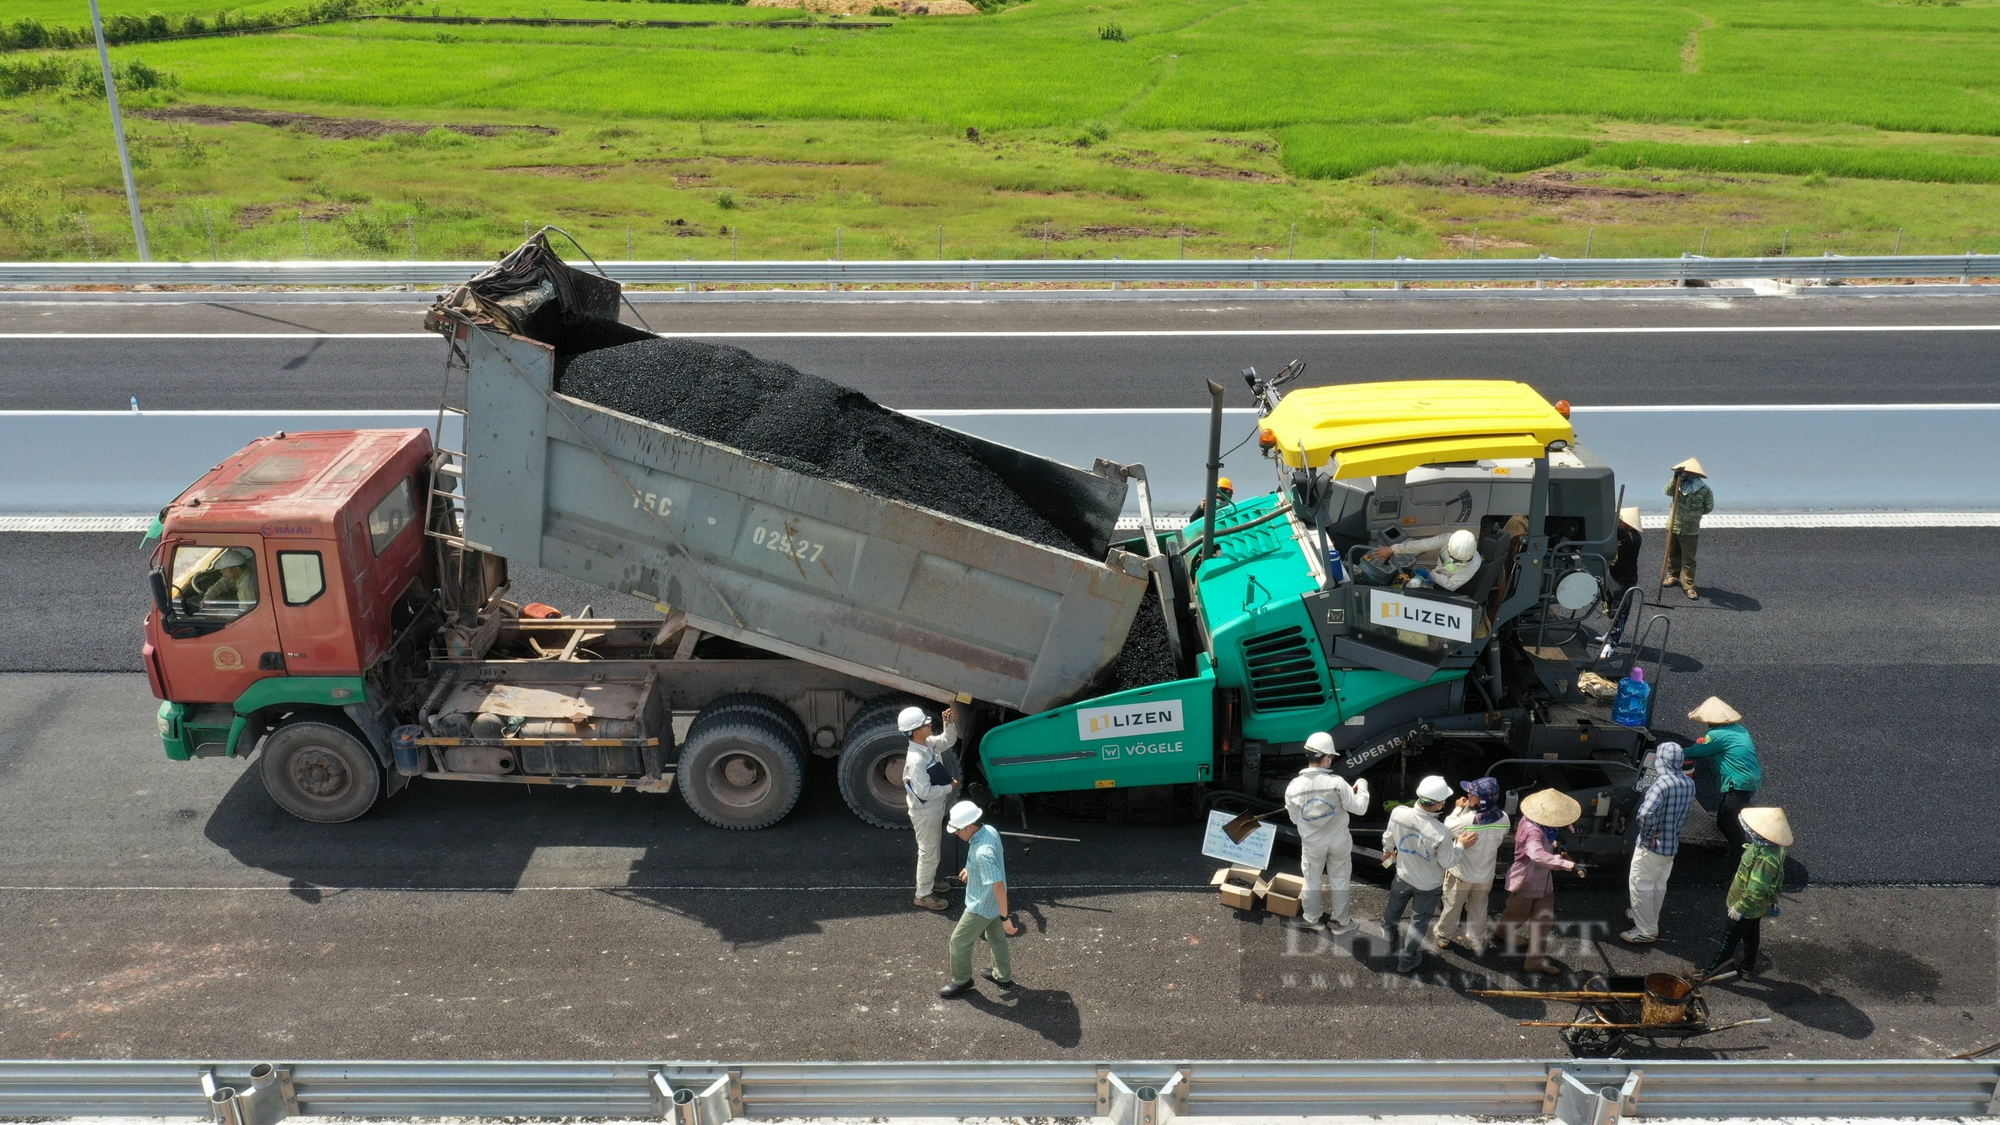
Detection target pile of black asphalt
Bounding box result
[557,334,1083,555]
[1097,585,1179,692]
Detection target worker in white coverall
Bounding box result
[1367,528,1481,592]
[1284,733,1370,935]
[903,704,962,912]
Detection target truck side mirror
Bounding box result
[148,568,173,618]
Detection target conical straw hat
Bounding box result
[1619,506,1642,530]
[1739,806,1793,847]
[1519,788,1582,828]
[1672,457,1707,476]
[1688,696,1742,724]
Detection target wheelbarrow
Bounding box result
[1471,970,1771,1056]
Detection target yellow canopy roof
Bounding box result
[1260,380,1574,478]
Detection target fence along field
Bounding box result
[3,0,2000,263]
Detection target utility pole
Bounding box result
[88,0,148,261]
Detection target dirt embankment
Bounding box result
[135,105,557,140]
[745,0,977,14]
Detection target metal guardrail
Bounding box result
[0,254,1995,288]
[0,1058,1994,1120]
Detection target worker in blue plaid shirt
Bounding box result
[1621,741,1696,944]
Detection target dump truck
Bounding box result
[143,242,1667,856]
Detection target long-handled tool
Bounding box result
[1654,471,1683,604]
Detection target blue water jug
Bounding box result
[1612,666,1651,727]
[1326,546,1346,584]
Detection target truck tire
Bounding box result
[837,705,922,829]
[677,715,804,830]
[259,718,381,824]
[689,693,809,761]
[844,693,924,740]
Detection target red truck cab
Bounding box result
[146,429,434,777]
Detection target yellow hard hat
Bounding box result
[1217,477,1234,494]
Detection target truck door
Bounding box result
[151,536,285,704]
[267,540,359,675]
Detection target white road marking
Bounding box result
[1642,512,2000,529]
[0,516,152,532]
[2,323,1999,339]
[0,332,429,339]
[911,404,2000,415]
[0,883,1212,892]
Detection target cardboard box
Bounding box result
[1210,864,1263,888]
[1259,872,1305,917]
[1213,864,1263,911]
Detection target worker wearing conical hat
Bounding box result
[1682,696,1761,850]
[1495,789,1585,976]
[1704,806,1793,980]
[1662,458,1714,599]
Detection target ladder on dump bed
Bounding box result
[424,325,472,550]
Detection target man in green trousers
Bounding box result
[939,800,1020,998]
[1663,457,1715,599]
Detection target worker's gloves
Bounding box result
[1727,908,1741,921]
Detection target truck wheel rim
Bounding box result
[291,746,351,800]
[712,752,770,808]
[869,750,904,809]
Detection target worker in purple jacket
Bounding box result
[1494,789,1585,976]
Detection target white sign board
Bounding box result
[1200,808,1277,869]
[1367,588,1475,643]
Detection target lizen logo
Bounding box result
[1077,699,1184,742]
[1368,588,1473,643]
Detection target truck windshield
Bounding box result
[170,545,261,622]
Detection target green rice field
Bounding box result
[3,0,1999,263]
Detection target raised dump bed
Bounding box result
[453,320,1153,714]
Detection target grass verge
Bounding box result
[1280,126,1593,181]
[1586,141,2000,185]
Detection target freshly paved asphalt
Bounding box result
[3,292,1996,1061]
[2,294,1997,410]
[3,526,1994,1061]
[12,526,1996,887]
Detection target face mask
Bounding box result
[1679,476,1701,495]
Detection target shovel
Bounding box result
[1221,807,1285,844]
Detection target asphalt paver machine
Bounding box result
[983,374,1671,858]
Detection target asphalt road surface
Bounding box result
[2,525,1995,1060]
[3,294,1998,411]
[4,290,1996,1063]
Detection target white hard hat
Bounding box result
[946,799,983,832]
[897,706,930,733]
[1304,732,1336,758]
[1416,775,1453,803]
[1444,529,1478,563]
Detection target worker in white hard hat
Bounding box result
[902,703,963,912]
[939,799,1019,998]
[1380,774,1476,974]
[1367,528,1482,592]
[1283,733,1370,935]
